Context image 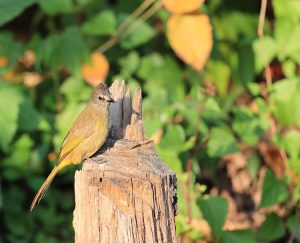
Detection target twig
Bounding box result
[121,0,162,40]
[96,0,161,53]
[258,0,272,87]
[258,0,289,176]
[186,108,201,224]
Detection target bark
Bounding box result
[73,80,178,243]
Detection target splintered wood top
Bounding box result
[86,80,175,177]
[108,80,144,141]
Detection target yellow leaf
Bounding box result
[163,0,204,14]
[167,13,213,71]
[81,52,109,86]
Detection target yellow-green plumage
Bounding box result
[30,83,113,211]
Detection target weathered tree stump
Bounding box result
[73,80,178,243]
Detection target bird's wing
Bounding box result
[57,107,97,165]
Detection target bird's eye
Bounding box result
[98,96,104,101]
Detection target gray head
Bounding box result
[90,83,114,107]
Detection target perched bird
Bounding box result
[30,83,114,211]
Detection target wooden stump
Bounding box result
[73,80,178,243]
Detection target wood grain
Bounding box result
[73,80,178,243]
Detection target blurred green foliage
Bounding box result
[1,0,300,242]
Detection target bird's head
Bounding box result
[91,83,114,106]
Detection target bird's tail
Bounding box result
[30,165,61,212]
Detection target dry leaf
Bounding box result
[20,50,36,68]
[167,13,213,71]
[81,52,109,86]
[23,72,42,87]
[1,67,23,83]
[163,0,204,14]
[258,141,285,178]
[0,56,8,68]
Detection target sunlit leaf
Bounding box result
[82,10,116,36]
[270,79,300,126]
[163,0,204,14]
[81,52,109,86]
[167,13,213,71]
[253,36,277,72]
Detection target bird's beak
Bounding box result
[107,95,115,103]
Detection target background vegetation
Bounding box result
[1,0,300,242]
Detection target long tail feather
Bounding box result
[30,165,60,212]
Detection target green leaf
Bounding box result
[39,27,88,74]
[270,79,300,126]
[118,51,140,77]
[214,11,258,42]
[137,53,164,79]
[205,60,231,97]
[197,196,228,240]
[271,79,298,102]
[222,230,257,243]
[0,33,24,72]
[253,36,277,72]
[274,17,300,62]
[232,107,268,145]
[260,170,289,208]
[238,39,255,85]
[82,10,116,36]
[202,97,226,123]
[144,116,162,138]
[38,0,75,15]
[247,83,260,96]
[18,98,50,131]
[257,213,285,241]
[273,0,300,20]
[156,149,182,172]
[138,54,185,102]
[159,125,185,152]
[60,77,92,103]
[2,134,34,169]
[283,59,296,78]
[208,127,239,157]
[0,0,35,27]
[0,83,23,151]
[281,130,300,161]
[287,212,300,240]
[120,18,155,49]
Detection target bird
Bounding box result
[30,83,114,211]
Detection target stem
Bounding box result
[186,109,201,224]
[258,0,272,87]
[96,0,162,53]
